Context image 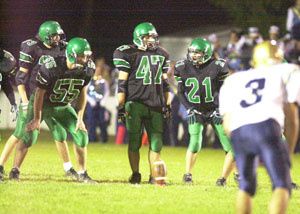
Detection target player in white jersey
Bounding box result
[219,41,299,214]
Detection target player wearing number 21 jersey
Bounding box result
[113,22,171,184]
[174,38,237,185]
[219,41,300,214]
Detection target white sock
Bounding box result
[78,170,85,175]
[63,162,72,171]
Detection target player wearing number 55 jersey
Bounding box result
[113,22,171,184]
[174,38,237,185]
[17,38,97,183]
[219,41,299,214]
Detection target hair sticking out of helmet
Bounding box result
[133,22,159,50]
[252,41,283,68]
[187,38,212,66]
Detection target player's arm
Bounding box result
[25,87,46,132]
[117,71,128,106]
[162,73,171,106]
[284,102,299,156]
[75,85,88,134]
[16,67,29,110]
[219,78,232,136]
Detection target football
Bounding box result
[151,158,167,185]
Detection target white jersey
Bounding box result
[219,63,300,131]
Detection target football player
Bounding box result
[0,21,77,181]
[174,38,237,185]
[219,41,299,214]
[0,49,18,122]
[23,37,96,183]
[113,22,171,184]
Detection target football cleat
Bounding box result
[77,171,97,184]
[183,173,193,184]
[0,165,5,181]
[9,168,20,181]
[65,167,78,179]
[291,182,299,190]
[216,177,226,186]
[149,175,155,184]
[129,172,141,184]
[233,173,240,185]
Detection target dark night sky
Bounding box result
[0,0,229,65]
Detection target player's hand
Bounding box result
[210,108,222,125]
[117,105,126,124]
[75,120,88,135]
[187,108,201,125]
[10,104,18,122]
[163,104,172,123]
[26,119,41,133]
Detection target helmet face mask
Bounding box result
[187,38,212,66]
[133,22,159,50]
[66,38,92,68]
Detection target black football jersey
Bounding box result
[174,58,229,116]
[19,37,65,96]
[36,56,95,107]
[113,44,170,109]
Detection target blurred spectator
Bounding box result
[168,62,189,146]
[269,25,285,50]
[207,34,225,59]
[240,27,264,70]
[225,30,243,71]
[95,57,112,86]
[86,62,111,143]
[286,0,300,33]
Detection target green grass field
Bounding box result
[0,130,299,214]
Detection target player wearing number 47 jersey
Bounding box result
[20,38,96,183]
[0,21,78,182]
[174,38,238,185]
[113,22,171,184]
[219,41,300,214]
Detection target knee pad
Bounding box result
[188,134,202,153]
[149,133,163,153]
[72,130,88,147]
[128,133,142,152]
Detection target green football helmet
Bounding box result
[66,37,92,66]
[133,22,159,50]
[187,38,212,66]
[39,21,65,46]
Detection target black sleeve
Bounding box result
[19,39,37,70]
[113,46,131,73]
[1,73,16,105]
[216,59,230,89]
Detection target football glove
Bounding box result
[163,105,171,123]
[187,108,201,125]
[210,108,222,125]
[117,105,126,124]
[10,104,18,122]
